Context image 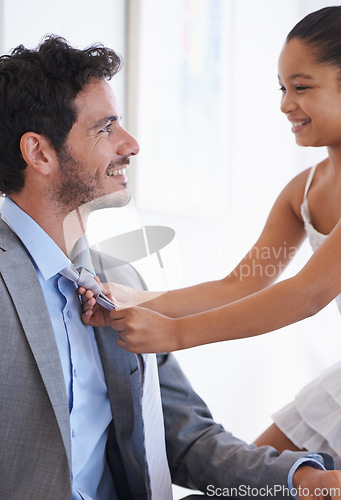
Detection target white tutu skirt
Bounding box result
[272,361,341,458]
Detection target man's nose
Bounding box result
[117,127,140,157]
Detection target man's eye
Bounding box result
[101,124,112,133]
[279,86,286,92]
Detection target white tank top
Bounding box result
[301,164,341,312]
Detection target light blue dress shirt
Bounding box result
[1,197,115,500]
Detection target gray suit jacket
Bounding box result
[0,218,332,499]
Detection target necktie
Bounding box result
[60,265,173,499]
[60,265,117,310]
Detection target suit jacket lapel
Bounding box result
[95,326,147,495]
[0,223,71,467]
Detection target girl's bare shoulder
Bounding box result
[283,160,328,220]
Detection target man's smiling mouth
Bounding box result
[106,167,127,177]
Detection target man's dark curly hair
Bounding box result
[0,35,122,194]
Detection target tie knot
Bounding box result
[60,265,117,310]
[77,267,103,296]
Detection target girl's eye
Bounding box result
[296,85,310,91]
[278,84,311,93]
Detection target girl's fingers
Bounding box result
[111,318,127,333]
[83,297,96,312]
[78,287,95,302]
[82,309,93,324]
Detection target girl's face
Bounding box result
[278,38,341,149]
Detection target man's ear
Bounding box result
[20,132,56,175]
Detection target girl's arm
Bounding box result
[111,217,341,353]
[83,170,309,321]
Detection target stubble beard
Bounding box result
[52,146,131,216]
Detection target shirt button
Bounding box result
[67,310,72,319]
[71,430,76,438]
[73,369,78,377]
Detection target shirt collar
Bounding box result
[1,197,71,281]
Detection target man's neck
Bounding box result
[9,194,90,256]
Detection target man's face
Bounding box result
[52,78,139,213]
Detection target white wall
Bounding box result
[0,0,126,106]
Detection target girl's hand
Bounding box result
[79,282,117,328]
[110,306,180,353]
[79,278,153,327]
